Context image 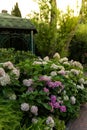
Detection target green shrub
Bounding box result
[0,48,36,64]
[0,52,87,129]
[0,99,22,130]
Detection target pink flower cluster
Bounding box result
[49,95,66,112]
[39,75,51,82]
[47,81,64,89]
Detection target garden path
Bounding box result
[66,103,87,130]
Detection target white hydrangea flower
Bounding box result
[70,61,83,69]
[23,79,33,87]
[43,56,49,61]
[63,62,70,66]
[12,68,20,79]
[0,68,5,77]
[53,52,60,60]
[50,71,57,76]
[33,61,42,65]
[30,105,38,116]
[0,74,10,86]
[3,61,14,69]
[57,66,65,70]
[9,93,17,100]
[46,116,55,128]
[38,57,43,61]
[51,63,58,69]
[63,95,69,101]
[42,61,47,65]
[71,69,80,75]
[59,57,68,63]
[32,118,38,124]
[70,96,76,104]
[79,78,85,84]
[77,84,84,90]
[21,103,29,111]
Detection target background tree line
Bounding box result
[11,0,87,64]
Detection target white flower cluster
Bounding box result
[53,52,60,60]
[0,61,20,86]
[0,68,10,86]
[70,96,76,104]
[59,57,68,63]
[21,103,29,111]
[70,60,83,69]
[46,116,55,128]
[21,103,38,116]
[23,79,33,87]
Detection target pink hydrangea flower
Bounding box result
[47,81,62,88]
[39,75,51,81]
[43,87,49,93]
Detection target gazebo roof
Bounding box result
[0,10,37,33]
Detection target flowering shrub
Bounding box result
[0,52,87,129]
[17,52,87,126]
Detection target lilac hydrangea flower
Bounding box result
[50,95,57,103]
[47,81,62,88]
[53,102,60,109]
[60,105,66,112]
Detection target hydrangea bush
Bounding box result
[0,53,87,129]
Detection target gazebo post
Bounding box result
[30,30,34,53]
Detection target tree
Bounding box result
[31,0,79,57]
[80,0,87,23]
[11,2,22,17]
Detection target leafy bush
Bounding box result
[69,23,87,64]
[0,99,22,130]
[17,53,87,123]
[0,52,87,129]
[0,48,36,64]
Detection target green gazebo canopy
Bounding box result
[0,10,37,53]
[0,10,37,33]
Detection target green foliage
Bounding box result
[0,99,22,130]
[0,50,87,129]
[30,2,79,57]
[80,0,87,23]
[11,2,22,17]
[0,48,36,63]
[69,23,87,64]
[17,53,87,124]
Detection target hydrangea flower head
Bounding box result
[60,105,66,112]
[21,103,29,111]
[46,116,55,128]
[39,75,51,82]
[53,52,60,60]
[30,105,38,116]
[23,79,33,87]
